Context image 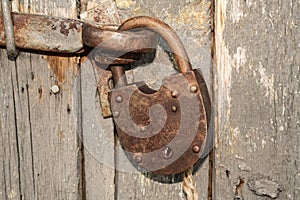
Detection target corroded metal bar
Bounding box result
[119,16,192,73]
[83,24,157,53]
[0,13,84,53]
[1,0,18,59]
[0,13,158,54]
[111,66,127,88]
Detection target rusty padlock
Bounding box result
[109,16,211,175]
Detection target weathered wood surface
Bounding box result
[78,1,119,199]
[214,0,299,199]
[2,0,298,200]
[0,0,81,199]
[1,0,212,199]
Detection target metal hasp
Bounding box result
[1,0,18,59]
[0,12,157,56]
[109,16,211,175]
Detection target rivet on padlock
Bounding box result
[109,16,211,175]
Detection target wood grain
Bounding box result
[214,0,299,199]
[78,1,119,199]
[4,0,283,199]
[0,50,21,200]
[0,0,81,199]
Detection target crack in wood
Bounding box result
[11,66,22,199]
[25,79,36,195]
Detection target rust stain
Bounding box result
[59,19,81,36]
[235,178,245,199]
[110,71,209,175]
[10,13,29,47]
[45,55,79,83]
[98,70,113,118]
[46,56,69,83]
[1,13,84,53]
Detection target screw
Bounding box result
[172,106,177,112]
[116,95,123,103]
[192,145,200,153]
[134,155,143,163]
[50,85,60,94]
[113,111,120,118]
[171,90,179,98]
[162,147,173,159]
[190,85,198,93]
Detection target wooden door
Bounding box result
[0,0,298,200]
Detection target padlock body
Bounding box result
[110,70,210,175]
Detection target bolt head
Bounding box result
[192,145,200,153]
[116,95,123,103]
[171,90,179,98]
[190,85,198,93]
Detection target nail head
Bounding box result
[51,85,60,94]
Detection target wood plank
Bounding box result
[79,58,116,200]
[24,53,80,199]
[12,52,36,199]
[214,0,299,199]
[78,1,120,199]
[0,0,81,199]
[0,50,21,200]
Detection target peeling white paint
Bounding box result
[232,127,240,138]
[215,0,234,148]
[231,0,244,23]
[238,163,252,172]
[262,139,267,149]
[245,0,254,8]
[8,189,17,199]
[233,47,247,72]
[115,0,135,10]
[12,0,20,12]
[279,126,284,131]
[235,155,245,160]
[217,47,232,117]
[252,142,257,151]
[257,62,274,98]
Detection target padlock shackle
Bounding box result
[118,16,193,74]
[111,66,128,88]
